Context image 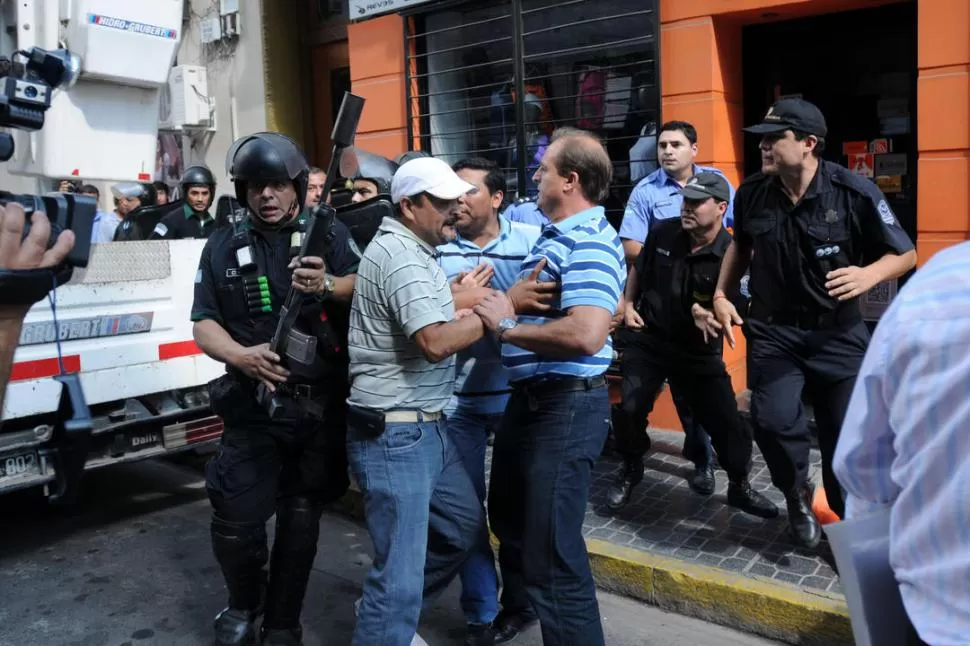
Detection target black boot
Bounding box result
[606,459,644,510]
[211,516,269,646]
[690,464,716,496]
[260,496,324,643]
[727,479,779,519]
[785,485,821,549]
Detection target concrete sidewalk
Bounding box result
[336,428,852,646]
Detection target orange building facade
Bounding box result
[312,0,969,428]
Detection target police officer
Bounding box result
[150,165,217,239]
[708,98,916,548]
[191,132,360,645]
[348,148,397,203]
[501,195,548,227]
[606,172,777,519]
[112,182,157,241]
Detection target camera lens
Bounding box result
[24,85,37,98]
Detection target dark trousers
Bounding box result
[615,332,753,481]
[489,382,610,646]
[745,319,870,519]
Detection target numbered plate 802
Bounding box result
[0,451,40,479]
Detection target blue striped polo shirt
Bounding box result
[502,206,625,383]
[438,216,542,414]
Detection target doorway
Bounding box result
[310,40,351,166]
[741,2,918,245]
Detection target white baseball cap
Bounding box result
[390,156,475,204]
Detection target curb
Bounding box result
[330,487,852,646]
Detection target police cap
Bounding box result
[679,172,731,202]
[743,98,827,138]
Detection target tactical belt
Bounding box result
[748,302,862,331]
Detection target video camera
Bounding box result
[0,46,96,307]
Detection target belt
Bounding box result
[748,303,862,331]
[383,410,443,423]
[511,375,606,396]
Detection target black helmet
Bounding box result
[395,150,431,165]
[226,132,310,215]
[180,165,216,191]
[351,148,398,197]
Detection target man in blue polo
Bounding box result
[437,157,544,646]
[474,129,625,646]
[611,120,732,503]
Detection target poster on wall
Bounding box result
[848,153,874,178]
[155,133,183,187]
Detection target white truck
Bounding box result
[0,1,224,501]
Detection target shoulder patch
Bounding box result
[877,200,896,226]
[194,269,202,283]
[153,223,168,237]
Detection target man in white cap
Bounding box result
[346,156,493,646]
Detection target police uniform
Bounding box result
[501,196,549,227]
[192,132,359,645]
[735,99,915,547]
[607,173,776,519]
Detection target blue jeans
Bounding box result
[489,383,609,646]
[347,415,484,646]
[445,408,501,626]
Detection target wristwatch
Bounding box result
[321,273,335,296]
[496,317,518,341]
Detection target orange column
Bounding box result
[347,15,409,159]
[915,0,970,263]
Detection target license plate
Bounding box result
[0,451,40,479]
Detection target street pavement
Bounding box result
[0,455,781,645]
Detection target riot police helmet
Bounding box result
[226,132,310,220]
[349,148,398,202]
[180,165,216,191]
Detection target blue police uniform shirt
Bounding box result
[502,206,625,383]
[502,198,549,227]
[438,216,542,414]
[618,165,735,245]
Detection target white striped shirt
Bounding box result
[834,241,970,645]
[347,217,456,412]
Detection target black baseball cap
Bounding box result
[679,172,731,202]
[743,98,828,137]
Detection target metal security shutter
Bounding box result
[406,0,659,225]
[518,0,658,226]
[406,4,517,182]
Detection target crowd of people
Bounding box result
[4,96,958,646]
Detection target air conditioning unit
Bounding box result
[158,65,213,130]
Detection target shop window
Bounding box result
[406,0,659,227]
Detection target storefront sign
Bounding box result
[348,0,435,19]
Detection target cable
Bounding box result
[47,272,65,376]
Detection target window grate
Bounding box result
[405,0,660,229]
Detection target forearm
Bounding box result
[0,313,26,413]
[193,319,244,367]
[453,286,492,311]
[715,240,751,296]
[622,240,642,268]
[418,315,486,363]
[329,274,356,302]
[865,250,917,283]
[502,316,606,358]
[623,265,640,303]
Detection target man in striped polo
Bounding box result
[437,157,547,645]
[474,130,625,646]
[346,156,490,646]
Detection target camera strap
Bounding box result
[0,264,73,306]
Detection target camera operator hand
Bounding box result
[0,201,75,319]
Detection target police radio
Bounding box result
[256,91,365,419]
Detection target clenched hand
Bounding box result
[232,343,289,392]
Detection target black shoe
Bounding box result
[606,460,644,510]
[260,627,302,646]
[786,485,821,549]
[465,623,496,646]
[492,609,538,644]
[213,608,258,646]
[727,480,779,519]
[690,465,716,496]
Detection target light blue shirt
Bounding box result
[502,199,549,227]
[618,165,734,245]
[502,206,625,383]
[834,241,970,646]
[437,216,541,414]
[91,210,121,243]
